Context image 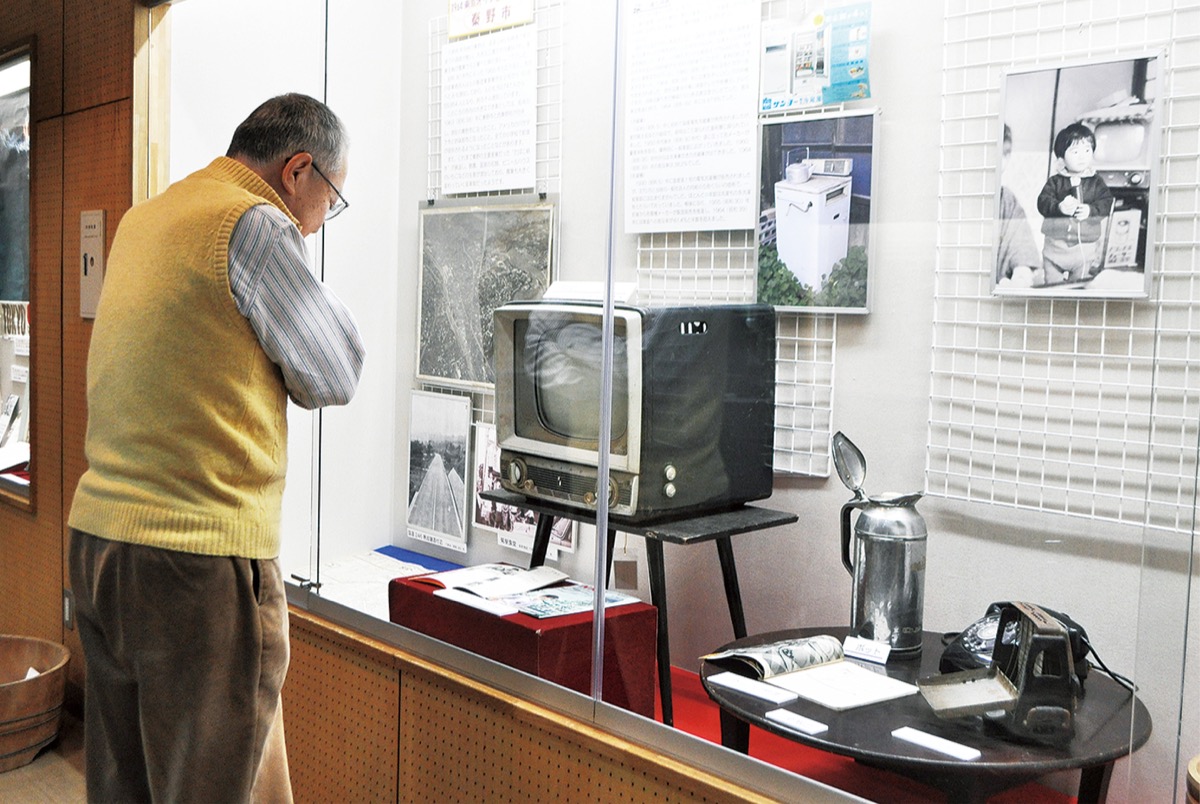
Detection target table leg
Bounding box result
[1078,762,1114,804]
[646,539,673,727]
[719,709,750,753]
[605,527,617,586]
[715,537,747,639]
[529,514,554,569]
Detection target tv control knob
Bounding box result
[663,482,677,498]
[663,464,677,481]
[508,458,526,486]
[583,491,597,506]
[1129,172,1143,185]
[608,478,620,507]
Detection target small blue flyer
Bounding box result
[759,2,872,114]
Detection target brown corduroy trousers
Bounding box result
[69,529,292,803]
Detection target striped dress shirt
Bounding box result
[228,204,364,409]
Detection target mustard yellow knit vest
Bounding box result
[69,157,300,559]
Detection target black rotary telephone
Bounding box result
[940,601,1133,693]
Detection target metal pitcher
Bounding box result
[833,432,927,656]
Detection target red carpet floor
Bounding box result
[659,666,1073,803]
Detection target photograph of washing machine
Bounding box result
[775,171,851,291]
[758,109,876,312]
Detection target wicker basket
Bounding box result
[0,635,69,773]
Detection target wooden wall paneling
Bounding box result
[0,0,64,122]
[62,0,132,115]
[285,609,401,803]
[59,100,131,694]
[60,100,130,502]
[0,116,64,645]
[283,609,778,803]
[397,666,773,803]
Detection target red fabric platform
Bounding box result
[389,576,658,718]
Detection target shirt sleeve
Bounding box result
[228,205,365,410]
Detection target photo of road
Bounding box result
[418,204,553,386]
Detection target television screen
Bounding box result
[527,319,629,443]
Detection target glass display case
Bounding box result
[163,1,1197,800]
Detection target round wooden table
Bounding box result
[701,627,1151,803]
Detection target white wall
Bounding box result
[169,1,407,581]
[167,0,329,581]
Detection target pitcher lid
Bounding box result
[832,431,866,499]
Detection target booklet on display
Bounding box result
[703,634,918,711]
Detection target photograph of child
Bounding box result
[1035,122,1114,284]
[993,54,1159,298]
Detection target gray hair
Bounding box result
[227,93,348,173]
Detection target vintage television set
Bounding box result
[493,300,777,522]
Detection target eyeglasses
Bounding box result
[311,161,349,221]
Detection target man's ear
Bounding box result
[279,152,313,196]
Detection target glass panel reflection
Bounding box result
[0,50,31,499]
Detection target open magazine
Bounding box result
[411,563,567,600]
[704,634,844,677]
[703,634,918,711]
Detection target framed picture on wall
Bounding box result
[417,201,554,388]
[406,390,472,553]
[756,108,877,313]
[992,52,1161,298]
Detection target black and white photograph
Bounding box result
[757,109,876,313]
[407,391,472,548]
[417,202,554,387]
[472,422,519,534]
[472,422,575,553]
[993,53,1160,298]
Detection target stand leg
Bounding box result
[719,709,750,753]
[646,539,672,727]
[715,537,747,639]
[605,528,617,586]
[529,514,554,569]
[1078,762,1114,804]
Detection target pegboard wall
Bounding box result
[927,0,1200,532]
[398,666,752,802]
[284,613,401,802]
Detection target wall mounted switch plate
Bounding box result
[80,210,105,319]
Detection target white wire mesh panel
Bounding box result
[427,1,563,201]
[774,312,836,475]
[928,0,1200,532]
[635,231,758,304]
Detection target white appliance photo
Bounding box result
[774,170,852,290]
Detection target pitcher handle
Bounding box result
[840,501,857,575]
